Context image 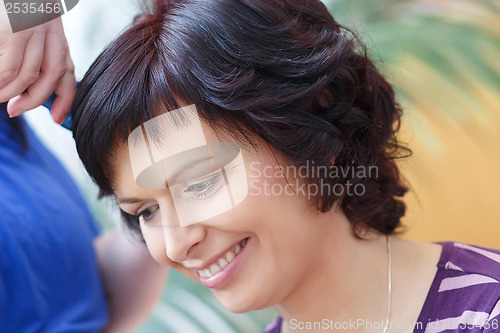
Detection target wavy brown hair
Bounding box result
[72,0,410,237]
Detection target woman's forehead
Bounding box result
[122,104,243,185]
[129,105,208,160]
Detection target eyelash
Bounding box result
[183,172,224,200]
[137,205,159,224]
[134,171,226,224]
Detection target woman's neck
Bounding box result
[276,211,391,333]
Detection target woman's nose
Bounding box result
[162,222,206,263]
[140,196,207,264]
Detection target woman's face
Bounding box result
[112,115,333,312]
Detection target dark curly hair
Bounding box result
[72,0,410,238]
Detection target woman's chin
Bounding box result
[212,291,264,314]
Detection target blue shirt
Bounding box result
[0,106,108,332]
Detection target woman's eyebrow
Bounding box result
[166,155,214,185]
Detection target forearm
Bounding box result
[94,229,168,333]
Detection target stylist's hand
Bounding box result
[0,15,76,124]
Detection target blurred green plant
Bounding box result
[86,0,500,332]
[325,0,500,155]
[325,0,500,248]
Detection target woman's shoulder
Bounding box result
[415,241,500,332]
[260,242,500,333]
[438,241,500,281]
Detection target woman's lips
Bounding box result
[197,238,249,288]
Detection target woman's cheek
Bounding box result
[141,225,168,263]
[246,161,286,198]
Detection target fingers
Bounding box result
[1,30,46,112]
[5,18,76,120]
[44,21,76,124]
[49,56,76,124]
[8,25,75,120]
[0,30,32,96]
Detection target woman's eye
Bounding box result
[137,205,159,224]
[183,172,224,200]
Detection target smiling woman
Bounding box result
[71,0,500,332]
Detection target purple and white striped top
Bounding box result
[263,242,500,333]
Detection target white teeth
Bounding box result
[210,264,221,275]
[226,251,235,263]
[218,258,229,269]
[202,269,211,278]
[197,239,249,278]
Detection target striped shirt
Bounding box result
[263,242,500,333]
